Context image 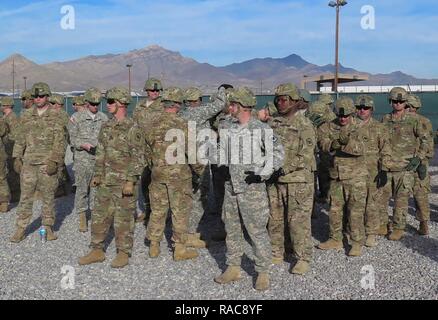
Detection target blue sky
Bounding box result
[1,0,438,78]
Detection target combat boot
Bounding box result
[214,266,241,284]
[290,260,310,275]
[186,233,207,248]
[317,239,343,250]
[365,235,377,247]
[149,241,160,258]
[418,221,429,236]
[111,251,129,268]
[377,224,388,236]
[45,226,58,241]
[348,242,362,257]
[388,229,405,241]
[0,202,8,213]
[78,249,105,265]
[272,256,283,265]
[79,212,88,233]
[10,227,26,243]
[255,273,270,291]
[173,243,198,261]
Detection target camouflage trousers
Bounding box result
[0,156,10,203]
[6,157,20,202]
[211,164,227,215]
[90,184,137,255]
[138,167,151,215]
[267,182,314,262]
[188,165,210,233]
[329,177,366,243]
[16,164,59,228]
[223,181,271,273]
[379,171,415,231]
[364,175,383,236]
[73,163,96,214]
[317,151,331,199]
[413,165,430,222]
[146,179,192,244]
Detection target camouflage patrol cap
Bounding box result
[308,101,328,116]
[144,78,163,91]
[318,93,334,105]
[106,87,132,105]
[407,94,422,109]
[31,82,51,97]
[389,87,408,102]
[84,87,102,104]
[355,94,374,109]
[228,87,256,108]
[21,89,33,100]
[48,94,65,105]
[274,83,300,100]
[72,96,85,105]
[299,89,311,103]
[335,97,355,116]
[162,87,184,104]
[0,96,14,107]
[184,87,202,101]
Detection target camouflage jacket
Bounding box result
[381,112,430,171]
[319,117,369,180]
[94,117,145,186]
[2,112,19,156]
[12,106,66,166]
[133,97,162,129]
[416,113,434,160]
[220,117,284,194]
[0,118,8,161]
[268,112,316,183]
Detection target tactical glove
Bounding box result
[13,158,23,174]
[46,161,58,176]
[266,168,285,184]
[338,131,350,145]
[331,140,342,151]
[417,163,427,181]
[405,157,421,171]
[376,171,388,188]
[89,146,97,155]
[90,176,101,187]
[244,171,262,184]
[122,181,134,196]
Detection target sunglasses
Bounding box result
[147,89,160,93]
[89,102,100,107]
[106,99,116,104]
[338,114,351,119]
[391,100,406,105]
[34,95,47,99]
[356,106,372,111]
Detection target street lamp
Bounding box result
[23,76,27,91]
[126,64,133,94]
[328,0,348,95]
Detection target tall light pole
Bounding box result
[11,59,16,98]
[23,76,27,91]
[126,64,133,94]
[329,0,348,95]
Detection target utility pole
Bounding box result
[23,76,27,91]
[11,59,16,98]
[126,64,132,94]
[260,80,263,95]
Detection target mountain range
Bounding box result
[0,45,436,94]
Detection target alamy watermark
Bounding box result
[60,5,75,30]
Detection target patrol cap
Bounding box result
[389,87,408,102]
[144,78,163,91]
[48,94,65,105]
[274,83,300,100]
[21,90,33,100]
[308,101,328,117]
[84,87,102,104]
[318,93,334,105]
[31,82,51,97]
[335,97,355,116]
[407,94,422,109]
[105,87,132,105]
[184,87,202,101]
[162,87,184,105]
[0,96,14,107]
[72,96,86,105]
[355,94,374,109]
[228,87,257,108]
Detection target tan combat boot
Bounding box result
[45,226,58,241]
[418,221,429,236]
[389,229,405,241]
[272,256,283,265]
[111,251,129,268]
[365,235,378,247]
[348,242,362,257]
[377,224,388,236]
[186,233,207,248]
[255,273,270,291]
[290,260,310,275]
[214,266,241,284]
[10,227,26,243]
[149,241,160,258]
[79,212,88,233]
[0,202,8,213]
[173,243,198,261]
[317,239,343,250]
[79,249,106,265]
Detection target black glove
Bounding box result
[267,168,285,184]
[89,146,97,155]
[375,171,388,188]
[192,172,201,192]
[218,84,233,90]
[244,171,262,184]
[405,157,421,171]
[417,163,427,180]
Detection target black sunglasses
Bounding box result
[338,114,351,119]
[356,106,372,111]
[89,102,100,107]
[391,100,406,104]
[34,95,47,99]
[106,99,116,104]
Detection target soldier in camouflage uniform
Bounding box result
[214,87,284,291]
[379,87,430,240]
[318,93,336,114]
[260,84,316,275]
[48,94,71,198]
[354,95,391,247]
[72,96,86,113]
[78,87,144,268]
[133,78,163,223]
[0,117,10,212]
[317,97,369,256]
[20,90,34,112]
[69,88,108,232]
[145,87,211,261]
[10,83,66,243]
[405,94,434,235]
[0,96,20,203]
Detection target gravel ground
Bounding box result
[0,149,437,300]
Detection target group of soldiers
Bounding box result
[0,77,434,291]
